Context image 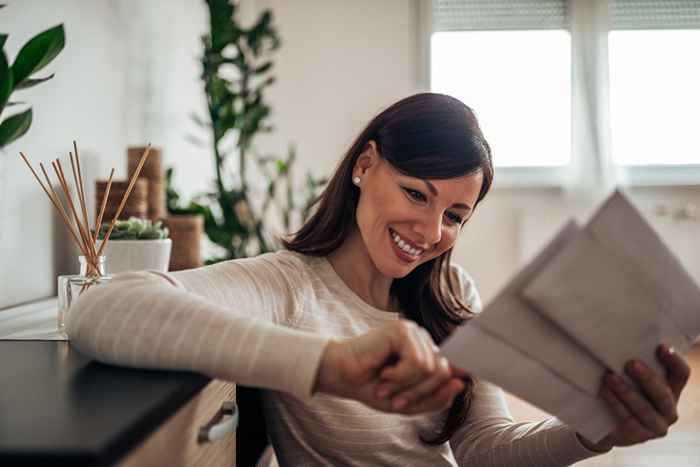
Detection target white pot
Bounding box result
[99,239,172,274]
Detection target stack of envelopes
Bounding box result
[441,190,700,442]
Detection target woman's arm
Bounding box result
[67,252,465,412]
[449,382,603,466]
[66,253,328,398]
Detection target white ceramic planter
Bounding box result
[99,239,172,274]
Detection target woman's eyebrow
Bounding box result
[422,179,472,211]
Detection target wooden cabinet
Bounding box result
[117,380,236,467]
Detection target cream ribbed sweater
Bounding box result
[66,250,601,466]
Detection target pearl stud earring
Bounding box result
[353,177,361,185]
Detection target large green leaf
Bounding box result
[0,107,32,148]
[14,73,54,90]
[0,34,7,49]
[0,50,11,115]
[11,24,64,87]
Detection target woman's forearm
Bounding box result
[66,270,329,398]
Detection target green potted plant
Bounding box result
[96,217,172,274]
[187,0,326,263]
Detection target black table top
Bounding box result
[0,341,210,466]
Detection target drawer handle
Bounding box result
[197,399,238,444]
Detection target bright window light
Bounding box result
[431,31,571,167]
[609,30,700,166]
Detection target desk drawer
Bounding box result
[117,380,236,467]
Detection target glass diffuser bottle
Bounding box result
[57,255,112,338]
[20,143,152,340]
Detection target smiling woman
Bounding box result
[66,92,685,467]
[284,93,493,443]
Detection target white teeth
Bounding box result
[390,229,423,257]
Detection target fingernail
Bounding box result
[610,373,626,388]
[393,397,407,409]
[632,361,648,376]
[660,343,676,356]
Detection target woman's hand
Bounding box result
[578,343,691,452]
[314,320,465,415]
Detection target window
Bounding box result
[609,30,700,166]
[431,30,571,167]
[428,0,700,185]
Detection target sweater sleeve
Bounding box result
[65,252,329,399]
[447,264,605,466]
[450,382,602,466]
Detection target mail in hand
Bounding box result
[441,190,700,443]
[522,191,700,379]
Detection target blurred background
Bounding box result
[1,1,699,465]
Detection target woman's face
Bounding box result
[353,142,484,278]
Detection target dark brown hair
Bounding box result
[283,93,494,444]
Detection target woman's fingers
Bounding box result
[450,364,470,380]
[413,326,437,374]
[600,384,656,445]
[335,319,468,416]
[399,378,465,415]
[387,357,453,410]
[657,344,691,400]
[626,360,678,424]
[379,321,438,387]
[606,372,669,438]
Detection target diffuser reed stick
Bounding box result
[20,153,83,250]
[94,168,114,244]
[19,142,152,279]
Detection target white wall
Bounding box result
[0,0,128,308]
[2,0,699,310]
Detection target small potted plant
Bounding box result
[96,217,172,274]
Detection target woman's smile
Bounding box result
[388,227,424,263]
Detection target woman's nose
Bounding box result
[414,211,442,246]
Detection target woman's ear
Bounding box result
[354,140,379,178]
[365,140,378,154]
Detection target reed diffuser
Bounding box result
[20,142,152,336]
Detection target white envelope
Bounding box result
[465,221,607,397]
[440,222,616,442]
[522,191,700,378]
[441,322,616,442]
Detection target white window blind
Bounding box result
[610,0,700,29]
[432,0,568,31]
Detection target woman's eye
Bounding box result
[403,187,426,202]
[445,212,463,225]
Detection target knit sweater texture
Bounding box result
[67,250,601,466]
